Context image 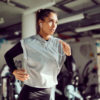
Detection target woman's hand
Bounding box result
[59,40,71,56]
[13,68,30,82]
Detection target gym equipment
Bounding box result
[0,64,22,100]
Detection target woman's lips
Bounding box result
[50,29,55,32]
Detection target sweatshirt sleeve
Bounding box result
[57,39,66,68]
[4,42,23,73]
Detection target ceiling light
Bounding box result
[14,31,20,35]
[75,24,100,32]
[58,13,84,25]
[0,17,5,24]
[92,34,100,38]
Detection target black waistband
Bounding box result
[23,84,51,93]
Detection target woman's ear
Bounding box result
[38,19,43,28]
[40,23,42,28]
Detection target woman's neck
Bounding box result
[39,32,51,41]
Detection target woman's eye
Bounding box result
[49,20,52,23]
[49,21,53,26]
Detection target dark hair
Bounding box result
[36,9,57,21]
[36,9,57,33]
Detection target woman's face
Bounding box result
[39,12,58,36]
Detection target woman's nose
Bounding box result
[52,23,57,28]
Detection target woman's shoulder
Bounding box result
[21,35,37,42]
[52,36,60,41]
[51,36,62,47]
[52,36,63,45]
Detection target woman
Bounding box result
[4,9,71,100]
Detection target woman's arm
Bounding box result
[59,40,71,56]
[4,42,29,81]
[4,42,23,73]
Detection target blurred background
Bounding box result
[0,0,100,100]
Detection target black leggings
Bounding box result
[18,85,51,100]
